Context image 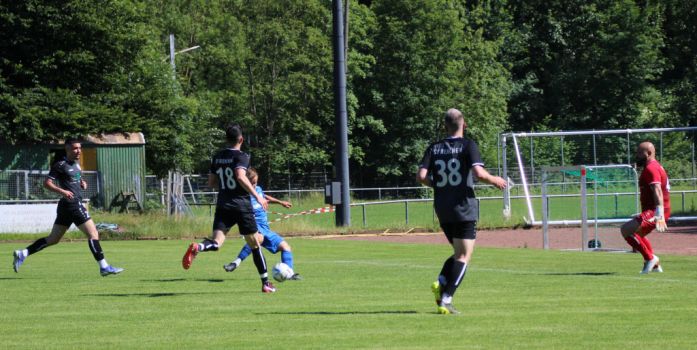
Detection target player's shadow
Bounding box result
[0,277,22,280]
[140,278,186,282]
[259,310,419,315]
[84,291,225,298]
[541,272,616,276]
[139,278,225,283]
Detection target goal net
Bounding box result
[499,127,697,251]
[541,165,638,251]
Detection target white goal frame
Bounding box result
[541,165,638,251]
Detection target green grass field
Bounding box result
[2,239,696,349]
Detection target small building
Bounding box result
[0,133,146,210]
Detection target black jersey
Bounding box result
[209,148,253,211]
[47,157,83,204]
[419,137,484,223]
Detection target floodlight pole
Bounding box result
[333,0,350,226]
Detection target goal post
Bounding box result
[500,126,697,228]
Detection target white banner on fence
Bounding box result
[0,204,76,233]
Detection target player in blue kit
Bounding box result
[417,109,507,314]
[12,138,123,276]
[224,168,301,280]
[182,124,276,293]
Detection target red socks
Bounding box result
[624,234,653,261]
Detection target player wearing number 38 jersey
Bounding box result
[182,123,276,293]
[417,108,507,315]
[420,133,483,223]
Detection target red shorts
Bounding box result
[634,208,670,236]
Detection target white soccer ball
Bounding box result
[272,262,294,282]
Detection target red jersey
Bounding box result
[638,159,670,211]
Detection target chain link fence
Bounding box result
[0,170,100,202]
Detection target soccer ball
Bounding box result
[272,263,294,282]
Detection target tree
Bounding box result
[359,0,509,183]
[506,0,666,132]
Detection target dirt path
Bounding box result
[323,225,697,255]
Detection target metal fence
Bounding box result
[0,170,100,202]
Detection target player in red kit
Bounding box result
[620,141,669,274]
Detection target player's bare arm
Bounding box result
[235,168,268,210]
[44,178,73,200]
[651,183,667,232]
[208,173,219,189]
[416,167,432,187]
[80,179,88,190]
[265,194,292,208]
[473,165,507,190]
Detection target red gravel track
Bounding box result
[326,224,697,255]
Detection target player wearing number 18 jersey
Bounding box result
[181,124,275,293]
[417,109,507,314]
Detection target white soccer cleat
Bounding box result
[640,255,660,274]
[651,264,663,273]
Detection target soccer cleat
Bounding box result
[262,282,276,293]
[640,255,660,274]
[431,281,442,306]
[437,303,460,315]
[100,265,124,276]
[288,273,302,280]
[12,250,25,273]
[223,261,238,272]
[652,264,664,273]
[182,242,199,270]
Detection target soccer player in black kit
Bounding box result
[12,138,124,276]
[182,124,276,293]
[417,109,507,314]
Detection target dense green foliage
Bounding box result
[2,239,697,348]
[2,0,695,184]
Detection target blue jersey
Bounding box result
[250,186,270,231]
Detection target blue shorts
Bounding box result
[259,228,285,254]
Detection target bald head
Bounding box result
[638,141,655,154]
[444,108,467,135]
[636,141,656,167]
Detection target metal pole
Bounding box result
[512,135,535,222]
[24,171,29,200]
[561,136,565,192]
[333,0,350,226]
[530,137,534,183]
[362,204,366,227]
[497,134,501,176]
[592,134,597,165]
[343,0,349,71]
[690,137,697,190]
[169,34,176,72]
[405,201,409,225]
[542,171,549,249]
[593,169,599,245]
[502,135,511,218]
[581,166,589,251]
[626,132,631,165]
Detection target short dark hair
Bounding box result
[444,109,466,133]
[225,124,243,144]
[246,167,258,181]
[64,137,81,147]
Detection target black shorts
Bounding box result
[55,201,91,227]
[441,221,477,243]
[212,207,258,235]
